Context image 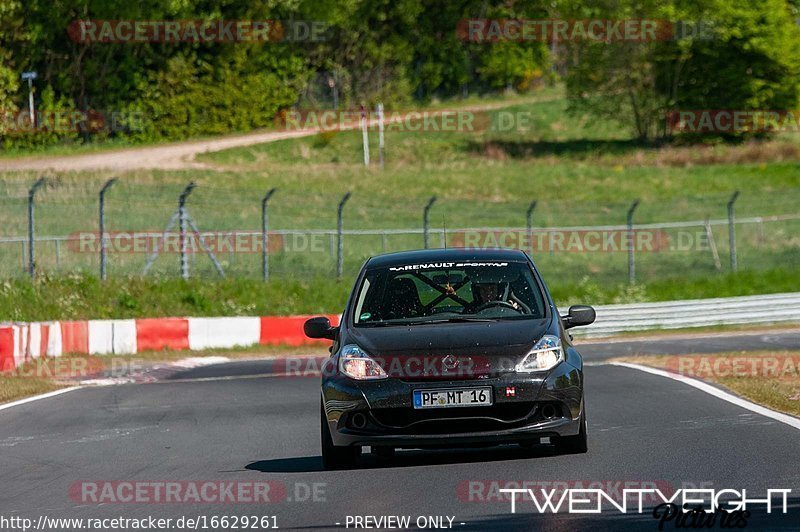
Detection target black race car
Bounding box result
[305,248,595,469]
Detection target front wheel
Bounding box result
[558,410,588,454]
[321,400,360,470]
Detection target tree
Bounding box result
[558,0,800,140]
[0,0,25,138]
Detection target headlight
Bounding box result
[515,335,563,372]
[338,344,387,380]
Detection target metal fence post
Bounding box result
[377,102,385,169]
[627,199,640,284]
[178,182,196,279]
[99,178,117,280]
[261,188,277,281]
[27,177,46,278]
[360,106,370,167]
[526,200,537,254]
[423,196,437,249]
[337,192,352,278]
[727,191,740,272]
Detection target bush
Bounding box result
[559,0,800,141]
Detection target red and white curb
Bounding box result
[0,315,338,373]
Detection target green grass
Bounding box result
[0,86,798,319]
[0,274,350,321]
[0,267,796,322]
[614,351,800,417]
[0,376,63,404]
[0,136,143,159]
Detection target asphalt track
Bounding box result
[2,331,800,531]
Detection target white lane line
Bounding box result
[80,356,233,385]
[0,386,84,413]
[170,356,231,368]
[610,362,800,431]
[80,377,136,386]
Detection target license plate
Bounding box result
[413,387,492,409]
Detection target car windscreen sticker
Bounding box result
[388,262,508,271]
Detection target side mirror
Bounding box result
[304,317,337,340]
[562,305,596,329]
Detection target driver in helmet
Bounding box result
[465,269,521,313]
[473,281,503,307]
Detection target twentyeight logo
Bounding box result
[497,487,790,516]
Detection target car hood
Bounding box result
[347,319,551,379]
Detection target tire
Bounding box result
[320,400,360,470]
[558,410,588,455]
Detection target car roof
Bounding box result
[365,248,529,269]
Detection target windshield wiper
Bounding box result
[359,317,498,327]
[412,317,498,324]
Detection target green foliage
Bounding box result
[670,0,800,114]
[2,1,800,147]
[129,51,306,140]
[476,41,549,91]
[559,0,800,140]
[0,0,23,141]
[0,0,554,147]
[5,84,82,150]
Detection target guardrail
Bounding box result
[572,292,800,337]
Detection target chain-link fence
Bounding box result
[0,179,797,287]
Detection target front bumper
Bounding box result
[322,359,583,448]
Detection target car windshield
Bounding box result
[353,261,546,326]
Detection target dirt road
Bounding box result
[0,100,533,173]
[0,128,323,172]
